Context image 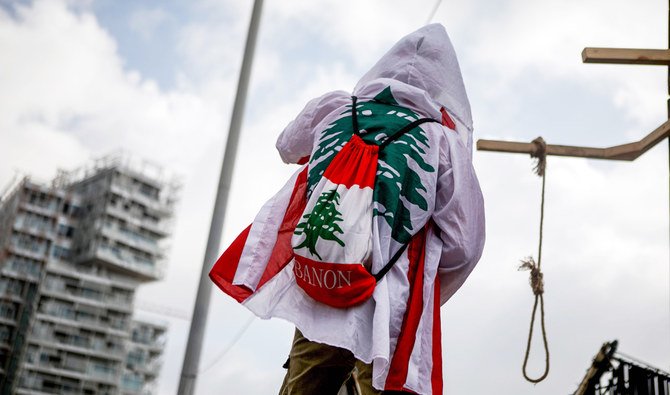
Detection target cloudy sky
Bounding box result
[1,0,668,394]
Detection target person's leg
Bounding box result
[354,360,417,395]
[353,360,382,395]
[279,328,356,395]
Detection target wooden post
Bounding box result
[582,48,670,65]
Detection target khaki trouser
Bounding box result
[279,329,382,395]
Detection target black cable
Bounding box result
[199,316,256,375]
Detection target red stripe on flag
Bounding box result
[384,227,427,391]
[209,167,309,303]
[431,275,443,394]
[256,168,308,289]
[440,107,456,130]
[209,224,254,303]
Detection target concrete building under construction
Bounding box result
[0,154,179,395]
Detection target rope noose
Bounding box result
[519,137,550,383]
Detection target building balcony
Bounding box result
[87,366,120,385]
[16,387,71,395]
[45,260,136,292]
[40,279,134,313]
[1,258,42,282]
[29,334,126,361]
[99,224,162,258]
[131,336,166,354]
[12,220,56,240]
[77,245,163,282]
[16,378,74,395]
[23,362,119,386]
[109,183,173,217]
[139,359,162,376]
[34,312,129,337]
[0,281,23,302]
[7,244,48,262]
[0,288,24,303]
[19,201,59,219]
[16,373,96,395]
[104,205,170,239]
[30,337,125,364]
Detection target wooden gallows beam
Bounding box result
[477,120,670,161]
[582,48,670,66]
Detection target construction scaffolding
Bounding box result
[0,154,178,394]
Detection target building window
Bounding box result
[52,245,71,260]
[0,326,13,342]
[126,349,145,367]
[56,224,74,238]
[12,233,48,254]
[27,191,55,210]
[0,302,16,320]
[6,254,42,278]
[69,205,82,218]
[139,183,158,199]
[122,373,144,391]
[0,278,23,296]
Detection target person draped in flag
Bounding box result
[210,23,485,395]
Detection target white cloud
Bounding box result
[457,0,666,128]
[129,7,170,42]
[266,0,430,64]
[0,0,222,180]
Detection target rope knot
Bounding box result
[519,257,544,296]
[530,137,547,177]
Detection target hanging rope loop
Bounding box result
[520,136,550,384]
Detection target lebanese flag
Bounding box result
[209,164,443,393]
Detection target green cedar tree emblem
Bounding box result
[307,87,435,244]
[294,189,345,259]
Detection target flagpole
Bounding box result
[177,0,264,393]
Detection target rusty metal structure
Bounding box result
[575,341,670,395]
